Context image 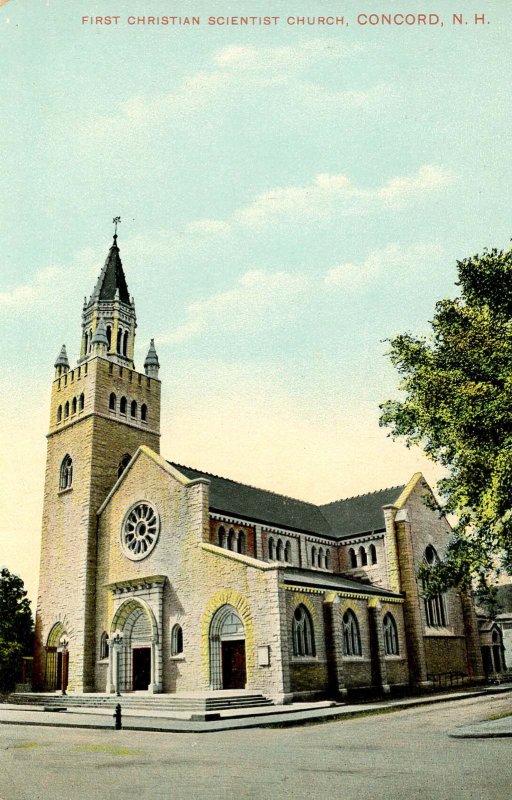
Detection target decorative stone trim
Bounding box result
[281,583,404,603]
[201,589,255,687]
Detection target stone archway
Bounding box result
[44,622,68,691]
[109,599,160,693]
[209,604,246,690]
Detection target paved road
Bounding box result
[0,693,510,800]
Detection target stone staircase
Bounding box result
[6,691,274,714]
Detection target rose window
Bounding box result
[121,502,159,560]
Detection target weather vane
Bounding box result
[113,216,121,236]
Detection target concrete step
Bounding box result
[6,692,274,712]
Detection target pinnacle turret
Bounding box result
[54,344,69,378]
[144,339,160,378]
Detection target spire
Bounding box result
[144,338,160,378]
[90,219,130,305]
[54,344,69,378]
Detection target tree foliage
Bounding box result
[0,568,33,691]
[380,244,512,592]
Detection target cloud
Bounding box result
[324,242,444,288]
[235,166,454,228]
[0,266,66,311]
[158,269,307,344]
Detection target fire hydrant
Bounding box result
[113,703,122,730]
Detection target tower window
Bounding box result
[348,547,357,568]
[359,546,368,567]
[218,526,226,548]
[71,397,77,415]
[118,453,132,478]
[79,393,84,411]
[237,531,245,554]
[268,537,275,560]
[64,401,69,419]
[57,405,62,423]
[141,403,147,422]
[171,624,183,656]
[284,541,292,563]
[130,400,137,418]
[117,329,123,354]
[369,544,377,565]
[84,332,89,354]
[109,392,116,411]
[59,455,73,491]
[120,396,127,415]
[311,545,317,567]
[123,331,128,357]
[106,325,112,350]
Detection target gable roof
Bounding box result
[319,486,405,538]
[169,461,406,540]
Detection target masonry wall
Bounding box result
[34,356,160,692]
[95,452,288,699]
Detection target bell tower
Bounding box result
[34,222,162,693]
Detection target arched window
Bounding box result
[359,546,368,567]
[141,403,147,422]
[349,547,357,568]
[117,329,123,354]
[64,401,69,419]
[171,624,183,656]
[59,454,73,490]
[423,546,447,627]
[71,397,77,415]
[57,405,62,423]
[268,537,275,560]
[227,528,235,551]
[369,544,377,565]
[325,549,331,570]
[130,400,137,418]
[117,453,131,478]
[292,604,315,657]
[277,539,284,562]
[106,325,112,350]
[119,396,127,415]
[78,393,84,411]
[109,392,116,411]
[84,331,88,354]
[318,547,325,569]
[311,546,317,567]
[218,526,226,548]
[284,541,292,563]
[100,631,109,660]
[383,613,399,656]
[342,609,362,656]
[123,330,129,357]
[237,531,245,554]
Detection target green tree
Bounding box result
[380,244,512,593]
[0,568,33,691]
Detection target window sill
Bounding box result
[291,656,317,663]
[169,655,186,662]
[424,627,454,637]
[384,655,404,661]
[58,486,73,496]
[97,658,109,665]
[342,656,369,662]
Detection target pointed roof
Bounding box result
[54,344,69,369]
[144,338,160,368]
[91,316,109,346]
[91,235,131,305]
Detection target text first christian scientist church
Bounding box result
[34,231,486,702]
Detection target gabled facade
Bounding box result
[34,234,485,701]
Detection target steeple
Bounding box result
[80,218,137,368]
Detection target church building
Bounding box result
[33,232,487,702]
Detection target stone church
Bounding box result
[33,233,487,702]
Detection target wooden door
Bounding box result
[221,640,246,689]
[132,647,151,690]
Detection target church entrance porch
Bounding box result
[209,605,247,690]
[109,598,161,694]
[43,623,69,692]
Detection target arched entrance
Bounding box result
[209,605,246,690]
[44,623,68,691]
[110,599,160,693]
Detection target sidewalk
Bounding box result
[1,683,511,733]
